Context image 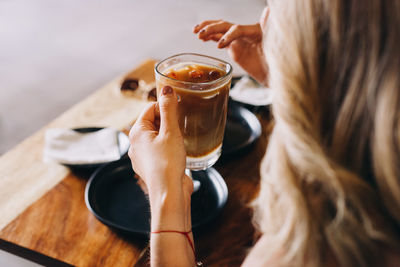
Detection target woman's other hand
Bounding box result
[193,7,270,86]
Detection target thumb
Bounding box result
[158,86,180,135]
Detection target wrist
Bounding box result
[146,171,186,204]
[149,180,192,231]
[150,191,191,231]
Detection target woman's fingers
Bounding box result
[195,20,263,48]
[218,23,262,48]
[218,25,245,48]
[193,20,221,33]
[198,21,233,40]
[202,33,224,42]
[130,102,157,137]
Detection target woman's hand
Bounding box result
[129,86,195,266]
[193,7,270,86]
[129,85,186,197]
[128,86,193,229]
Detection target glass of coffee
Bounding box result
[155,53,232,170]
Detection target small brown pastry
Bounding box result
[120,79,139,92]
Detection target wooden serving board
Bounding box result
[0,59,155,232]
[0,59,273,266]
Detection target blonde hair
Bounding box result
[253,0,400,266]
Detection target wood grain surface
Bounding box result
[0,60,155,231]
[0,59,273,266]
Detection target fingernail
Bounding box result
[194,24,199,29]
[161,86,173,95]
[218,39,225,48]
[200,29,205,34]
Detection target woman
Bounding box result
[129,0,400,266]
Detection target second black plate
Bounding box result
[222,101,262,157]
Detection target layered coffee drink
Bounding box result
[155,54,232,170]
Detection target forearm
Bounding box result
[149,182,195,267]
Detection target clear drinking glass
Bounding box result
[155,53,232,170]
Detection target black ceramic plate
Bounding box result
[85,158,228,236]
[63,127,130,169]
[222,101,262,157]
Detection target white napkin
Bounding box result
[43,128,121,165]
[230,76,273,106]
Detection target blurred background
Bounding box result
[0,0,265,155]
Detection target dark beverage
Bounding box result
[155,54,232,170]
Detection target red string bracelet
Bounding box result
[151,229,195,258]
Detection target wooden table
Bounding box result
[0,60,272,267]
